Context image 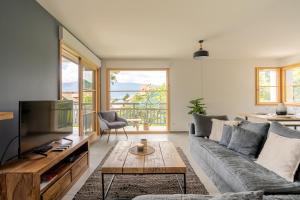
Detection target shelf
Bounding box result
[0,112,13,121]
[40,151,88,193]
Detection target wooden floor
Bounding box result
[61,133,219,200]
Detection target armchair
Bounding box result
[98,111,128,142]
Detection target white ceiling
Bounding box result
[37,0,300,60]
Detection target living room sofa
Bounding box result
[134,118,300,200]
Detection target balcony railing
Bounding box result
[110,103,167,126]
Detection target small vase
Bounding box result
[276,103,287,115]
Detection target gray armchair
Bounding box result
[98,111,128,142]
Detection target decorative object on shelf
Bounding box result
[193,40,209,60]
[276,103,287,115]
[129,145,155,156]
[0,112,13,121]
[137,143,144,152]
[188,98,206,115]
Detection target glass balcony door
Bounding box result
[61,56,80,135]
[60,44,99,136]
[80,62,97,136]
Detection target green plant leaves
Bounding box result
[187,98,206,115]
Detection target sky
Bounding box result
[62,57,92,83]
[113,71,167,85]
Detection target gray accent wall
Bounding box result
[0,0,60,164]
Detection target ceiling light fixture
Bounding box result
[193,40,209,60]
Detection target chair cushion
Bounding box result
[101,111,116,122]
[106,121,127,129]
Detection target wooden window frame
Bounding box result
[106,68,170,132]
[282,63,300,106]
[59,42,100,136]
[255,67,281,105]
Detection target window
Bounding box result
[282,64,300,104]
[256,67,281,105]
[60,44,99,136]
[107,69,169,132]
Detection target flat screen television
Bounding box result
[19,100,73,157]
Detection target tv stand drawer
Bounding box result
[72,153,88,180]
[42,171,72,200]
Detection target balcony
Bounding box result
[110,102,167,131]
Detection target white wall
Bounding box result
[101,58,280,131]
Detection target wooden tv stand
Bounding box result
[0,135,89,200]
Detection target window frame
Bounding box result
[106,68,170,132]
[255,67,281,105]
[282,64,300,105]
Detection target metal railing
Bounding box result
[110,103,167,125]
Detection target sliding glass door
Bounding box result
[61,55,80,134]
[60,44,99,136]
[81,62,97,135]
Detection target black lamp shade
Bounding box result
[193,49,209,60]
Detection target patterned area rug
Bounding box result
[74,147,208,200]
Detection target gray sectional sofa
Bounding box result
[134,118,300,200]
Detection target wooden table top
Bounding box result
[101,141,186,174]
[0,112,13,121]
[239,113,300,121]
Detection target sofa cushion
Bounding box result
[191,137,300,194]
[256,132,300,182]
[192,114,228,137]
[133,194,213,200]
[228,126,265,158]
[211,190,263,200]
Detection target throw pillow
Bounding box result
[210,120,240,142]
[239,120,270,154]
[256,132,300,182]
[219,121,240,146]
[268,122,300,181]
[219,125,233,146]
[228,126,265,158]
[192,113,228,137]
[211,190,263,200]
[210,119,227,142]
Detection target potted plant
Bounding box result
[187,98,206,115]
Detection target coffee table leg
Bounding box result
[102,173,105,200]
[183,173,186,194]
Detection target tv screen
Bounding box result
[19,100,73,156]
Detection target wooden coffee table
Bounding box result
[101,141,187,199]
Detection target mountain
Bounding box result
[62,80,92,92]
